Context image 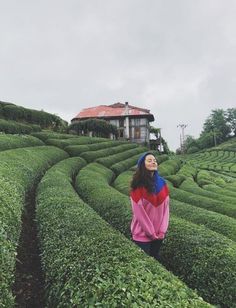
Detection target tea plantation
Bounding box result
[1,131,236,307]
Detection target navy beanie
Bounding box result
[137,152,154,168]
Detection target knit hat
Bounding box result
[137,152,154,168]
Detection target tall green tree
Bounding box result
[201,109,231,144]
[226,108,236,136]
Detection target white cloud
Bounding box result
[1,0,236,150]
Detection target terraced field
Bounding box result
[1,132,236,307]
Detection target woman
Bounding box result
[130,152,169,260]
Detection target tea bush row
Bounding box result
[0,146,68,307]
[169,184,236,218]
[180,178,236,204]
[45,136,109,148]
[0,119,41,134]
[204,183,236,198]
[80,143,138,163]
[95,146,145,168]
[31,131,78,141]
[157,158,182,176]
[65,140,125,156]
[0,133,44,151]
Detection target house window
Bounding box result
[134,118,140,126]
[134,127,140,139]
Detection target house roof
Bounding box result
[71,103,154,122]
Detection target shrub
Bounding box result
[0,134,44,151]
[0,119,41,134]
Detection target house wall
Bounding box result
[109,117,150,144]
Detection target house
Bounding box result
[71,102,155,144]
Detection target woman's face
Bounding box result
[144,154,158,171]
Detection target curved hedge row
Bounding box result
[35,159,210,307]
[169,184,236,218]
[155,154,169,164]
[76,163,236,307]
[0,119,41,134]
[0,146,68,307]
[177,163,197,178]
[95,146,145,168]
[31,131,78,142]
[0,103,65,129]
[180,178,236,204]
[80,144,138,163]
[110,152,147,176]
[65,141,125,156]
[45,136,109,149]
[157,158,182,176]
[204,183,236,198]
[196,169,234,187]
[0,134,44,151]
[164,174,186,187]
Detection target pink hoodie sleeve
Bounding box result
[131,197,158,240]
[157,196,170,239]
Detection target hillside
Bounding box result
[0,130,236,307]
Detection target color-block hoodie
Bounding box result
[130,153,169,242]
[130,186,169,242]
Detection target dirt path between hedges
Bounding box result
[12,188,45,308]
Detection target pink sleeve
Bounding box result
[157,196,170,238]
[131,197,158,240]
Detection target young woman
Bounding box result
[130,152,169,260]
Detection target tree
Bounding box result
[226,108,236,136]
[201,109,231,144]
[150,126,170,154]
[182,135,200,153]
[68,119,118,138]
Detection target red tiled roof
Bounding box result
[72,103,154,121]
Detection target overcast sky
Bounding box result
[1,0,236,150]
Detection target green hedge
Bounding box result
[0,146,68,307]
[80,144,138,163]
[155,154,169,164]
[45,136,109,149]
[36,159,211,307]
[157,158,182,176]
[180,178,236,204]
[95,145,144,168]
[0,134,44,151]
[204,183,236,198]
[164,174,186,187]
[110,151,148,176]
[30,131,78,142]
[0,119,41,134]
[65,141,124,156]
[76,163,236,307]
[0,104,65,129]
[169,184,236,218]
[170,199,236,242]
[112,170,133,194]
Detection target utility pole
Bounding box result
[177,124,187,153]
[213,128,217,147]
[159,128,162,152]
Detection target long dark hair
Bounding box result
[130,163,155,193]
